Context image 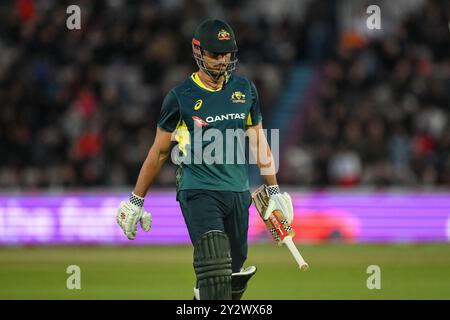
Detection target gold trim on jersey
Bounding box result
[191,72,223,92]
[246,114,252,126]
[172,119,190,156]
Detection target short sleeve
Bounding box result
[246,80,263,126]
[157,90,180,132]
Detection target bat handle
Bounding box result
[283,236,309,271]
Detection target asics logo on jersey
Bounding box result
[194,99,203,110]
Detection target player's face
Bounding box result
[203,50,231,74]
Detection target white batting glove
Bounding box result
[264,185,294,224]
[116,193,152,240]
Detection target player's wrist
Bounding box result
[266,185,280,196]
[129,192,145,208]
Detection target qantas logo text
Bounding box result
[205,113,246,123]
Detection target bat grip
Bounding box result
[283,236,309,271]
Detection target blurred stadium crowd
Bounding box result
[0,0,448,189]
[290,0,450,187]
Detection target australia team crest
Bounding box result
[231,91,246,103]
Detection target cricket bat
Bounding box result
[251,184,309,271]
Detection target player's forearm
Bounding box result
[259,151,277,186]
[133,146,169,197]
[249,125,278,185]
[262,174,277,186]
[255,143,277,184]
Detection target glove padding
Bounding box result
[116,200,152,240]
[264,192,294,224]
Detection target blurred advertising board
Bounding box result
[0,192,449,244]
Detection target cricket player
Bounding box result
[116,19,294,300]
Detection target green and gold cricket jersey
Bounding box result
[157,72,262,192]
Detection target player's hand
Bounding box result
[116,194,152,240]
[264,185,294,223]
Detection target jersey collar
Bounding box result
[191,72,223,92]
